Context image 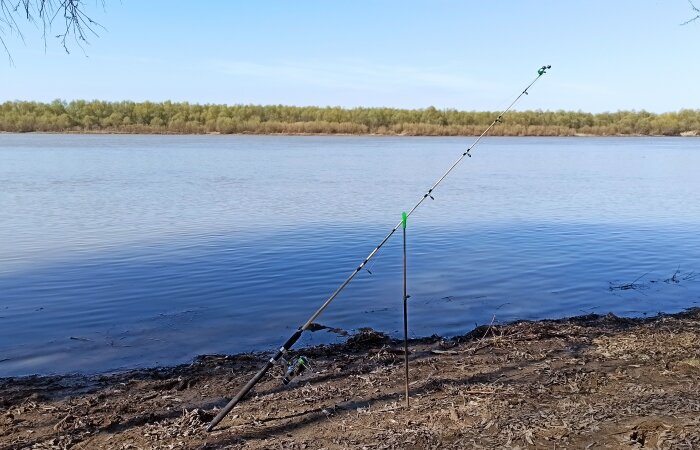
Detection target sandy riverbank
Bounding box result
[2,309,699,449]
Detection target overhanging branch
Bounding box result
[0,0,103,61]
[681,0,700,25]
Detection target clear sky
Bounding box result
[1,1,699,112]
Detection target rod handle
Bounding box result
[206,329,304,431]
[206,359,273,431]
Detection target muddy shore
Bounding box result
[2,309,699,449]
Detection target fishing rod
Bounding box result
[206,65,551,432]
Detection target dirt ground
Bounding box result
[1,309,699,449]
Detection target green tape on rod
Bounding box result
[402,212,407,229]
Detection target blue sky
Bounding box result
[1,1,699,112]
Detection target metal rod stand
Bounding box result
[402,212,410,408]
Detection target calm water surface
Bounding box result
[1,134,699,376]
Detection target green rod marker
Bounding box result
[402,212,407,229]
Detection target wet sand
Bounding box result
[1,309,699,449]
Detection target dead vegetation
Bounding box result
[1,308,700,449]
[609,267,697,292]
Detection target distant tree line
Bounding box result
[1,101,699,136]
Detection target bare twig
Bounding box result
[663,266,697,284]
[682,0,700,25]
[462,315,498,354]
[609,272,649,292]
[0,0,104,59]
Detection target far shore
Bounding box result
[2,308,699,448]
[4,101,699,138]
[3,130,699,138]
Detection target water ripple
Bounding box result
[1,135,699,376]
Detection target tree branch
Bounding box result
[0,0,103,61]
[682,0,700,25]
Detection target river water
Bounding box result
[1,134,699,376]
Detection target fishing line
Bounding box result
[206,65,551,431]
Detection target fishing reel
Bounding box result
[538,65,552,75]
[280,355,311,385]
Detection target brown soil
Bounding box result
[2,309,699,449]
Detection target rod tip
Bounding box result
[537,65,552,75]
